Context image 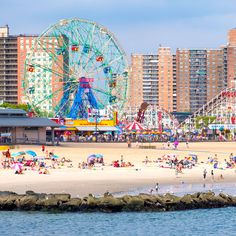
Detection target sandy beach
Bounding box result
[0,142,236,197]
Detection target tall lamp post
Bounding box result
[94,110,100,142]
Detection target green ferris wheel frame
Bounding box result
[23,18,129,119]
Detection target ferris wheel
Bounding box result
[23,18,129,119]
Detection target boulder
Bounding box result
[138,194,165,211]
[36,198,60,211]
[121,195,144,211]
[16,195,38,210]
[0,191,17,196]
[98,196,125,212]
[80,195,100,211]
[60,198,82,211]
[0,194,20,210]
[47,194,71,202]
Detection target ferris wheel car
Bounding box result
[109,80,116,88]
[103,66,111,74]
[96,56,103,62]
[83,44,90,53]
[71,44,79,51]
[27,65,35,72]
[28,87,35,94]
[56,48,66,55]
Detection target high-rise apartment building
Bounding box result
[128,48,176,112]
[176,49,225,113]
[206,49,224,101]
[128,54,143,107]
[17,35,37,104]
[176,49,190,112]
[17,35,66,114]
[0,25,18,103]
[158,47,175,112]
[227,29,236,87]
[142,54,158,105]
[128,54,159,107]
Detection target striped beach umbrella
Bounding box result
[125,120,145,131]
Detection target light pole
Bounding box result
[94,110,100,142]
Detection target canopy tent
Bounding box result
[125,120,145,131]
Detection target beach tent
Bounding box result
[125,120,145,131]
[87,154,104,164]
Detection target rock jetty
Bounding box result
[0,191,235,212]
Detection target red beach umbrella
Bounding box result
[125,120,145,131]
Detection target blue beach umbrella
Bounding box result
[11,151,26,157]
[25,150,37,157]
[52,154,59,159]
[88,154,96,158]
[96,154,103,158]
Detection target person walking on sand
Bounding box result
[186,141,189,149]
[120,155,124,163]
[203,169,207,180]
[41,144,45,152]
[155,183,159,193]
[211,170,214,181]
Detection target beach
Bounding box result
[0,142,236,197]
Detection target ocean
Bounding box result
[1,182,236,236]
[0,207,235,236]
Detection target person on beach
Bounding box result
[203,169,207,179]
[211,170,214,180]
[155,183,159,193]
[41,145,45,152]
[167,141,170,149]
[145,156,149,165]
[186,141,189,149]
[121,155,124,163]
[127,140,131,148]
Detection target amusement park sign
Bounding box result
[221,91,236,97]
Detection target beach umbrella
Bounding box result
[96,154,103,158]
[11,162,23,171]
[25,150,37,157]
[88,154,97,158]
[125,120,145,131]
[52,154,59,159]
[11,151,26,157]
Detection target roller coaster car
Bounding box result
[103,66,111,74]
[109,80,116,88]
[123,71,128,76]
[109,96,117,103]
[83,44,90,53]
[71,44,79,51]
[96,56,103,62]
[27,65,35,72]
[28,87,35,94]
[112,73,117,78]
[56,48,65,55]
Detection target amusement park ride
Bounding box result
[181,86,236,131]
[23,18,129,126]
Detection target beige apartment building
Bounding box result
[128,47,176,112]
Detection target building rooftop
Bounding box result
[0,117,61,127]
[0,109,60,127]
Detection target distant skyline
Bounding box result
[1,0,236,55]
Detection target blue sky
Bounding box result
[1,0,236,55]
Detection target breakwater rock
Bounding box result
[0,191,235,212]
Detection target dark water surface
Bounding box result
[0,207,235,236]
